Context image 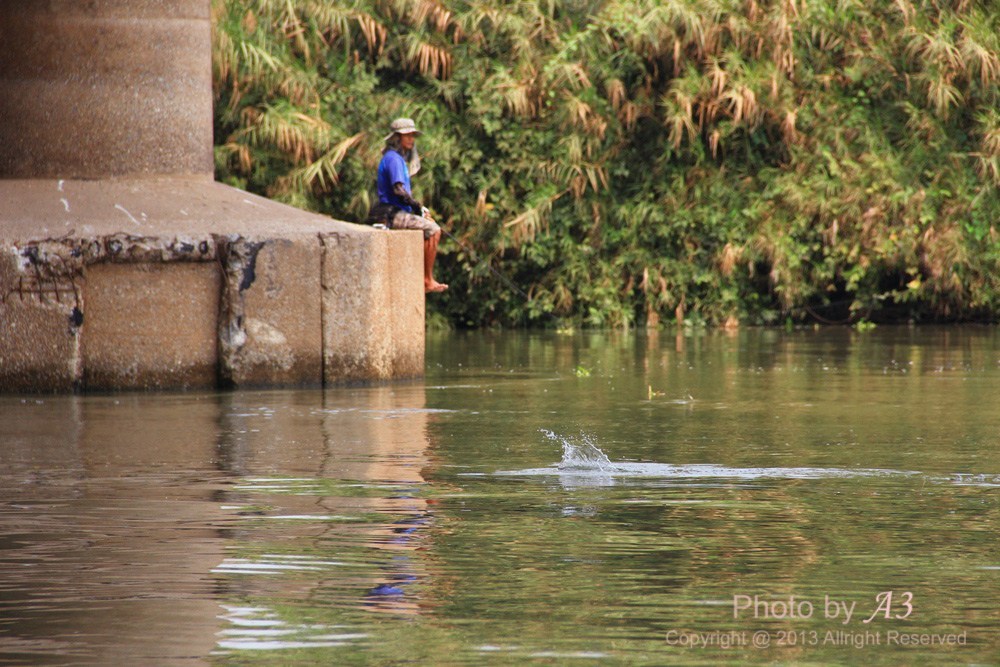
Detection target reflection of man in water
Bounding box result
[323,385,437,616]
[364,505,432,610]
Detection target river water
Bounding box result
[1,327,998,665]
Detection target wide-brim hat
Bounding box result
[383,117,422,142]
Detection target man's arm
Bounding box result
[392,182,421,211]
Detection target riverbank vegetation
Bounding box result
[212,0,999,327]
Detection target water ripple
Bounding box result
[215,605,367,653]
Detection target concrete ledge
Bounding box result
[218,235,324,388]
[81,262,221,390]
[388,232,426,378]
[0,248,80,392]
[320,228,425,384]
[0,178,426,392]
[321,230,392,383]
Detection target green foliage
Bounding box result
[212,0,1000,328]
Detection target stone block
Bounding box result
[81,262,220,390]
[218,235,323,387]
[386,232,425,378]
[321,230,395,383]
[0,245,81,392]
[320,228,425,383]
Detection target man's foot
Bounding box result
[425,281,448,293]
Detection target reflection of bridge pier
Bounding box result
[0,1,424,392]
[0,393,230,664]
[0,384,440,661]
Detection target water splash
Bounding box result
[539,430,617,488]
[542,430,613,472]
[493,430,920,488]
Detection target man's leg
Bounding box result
[392,211,448,293]
[424,230,447,293]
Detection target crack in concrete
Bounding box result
[217,235,268,387]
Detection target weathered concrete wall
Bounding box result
[0,179,425,392]
[0,1,213,178]
[82,262,222,390]
[0,0,426,392]
[319,229,426,383]
[218,236,324,388]
[0,250,80,393]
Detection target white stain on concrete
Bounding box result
[114,204,141,226]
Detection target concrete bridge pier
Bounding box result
[0,1,424,392]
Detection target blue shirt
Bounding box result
[376,150,413,212]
